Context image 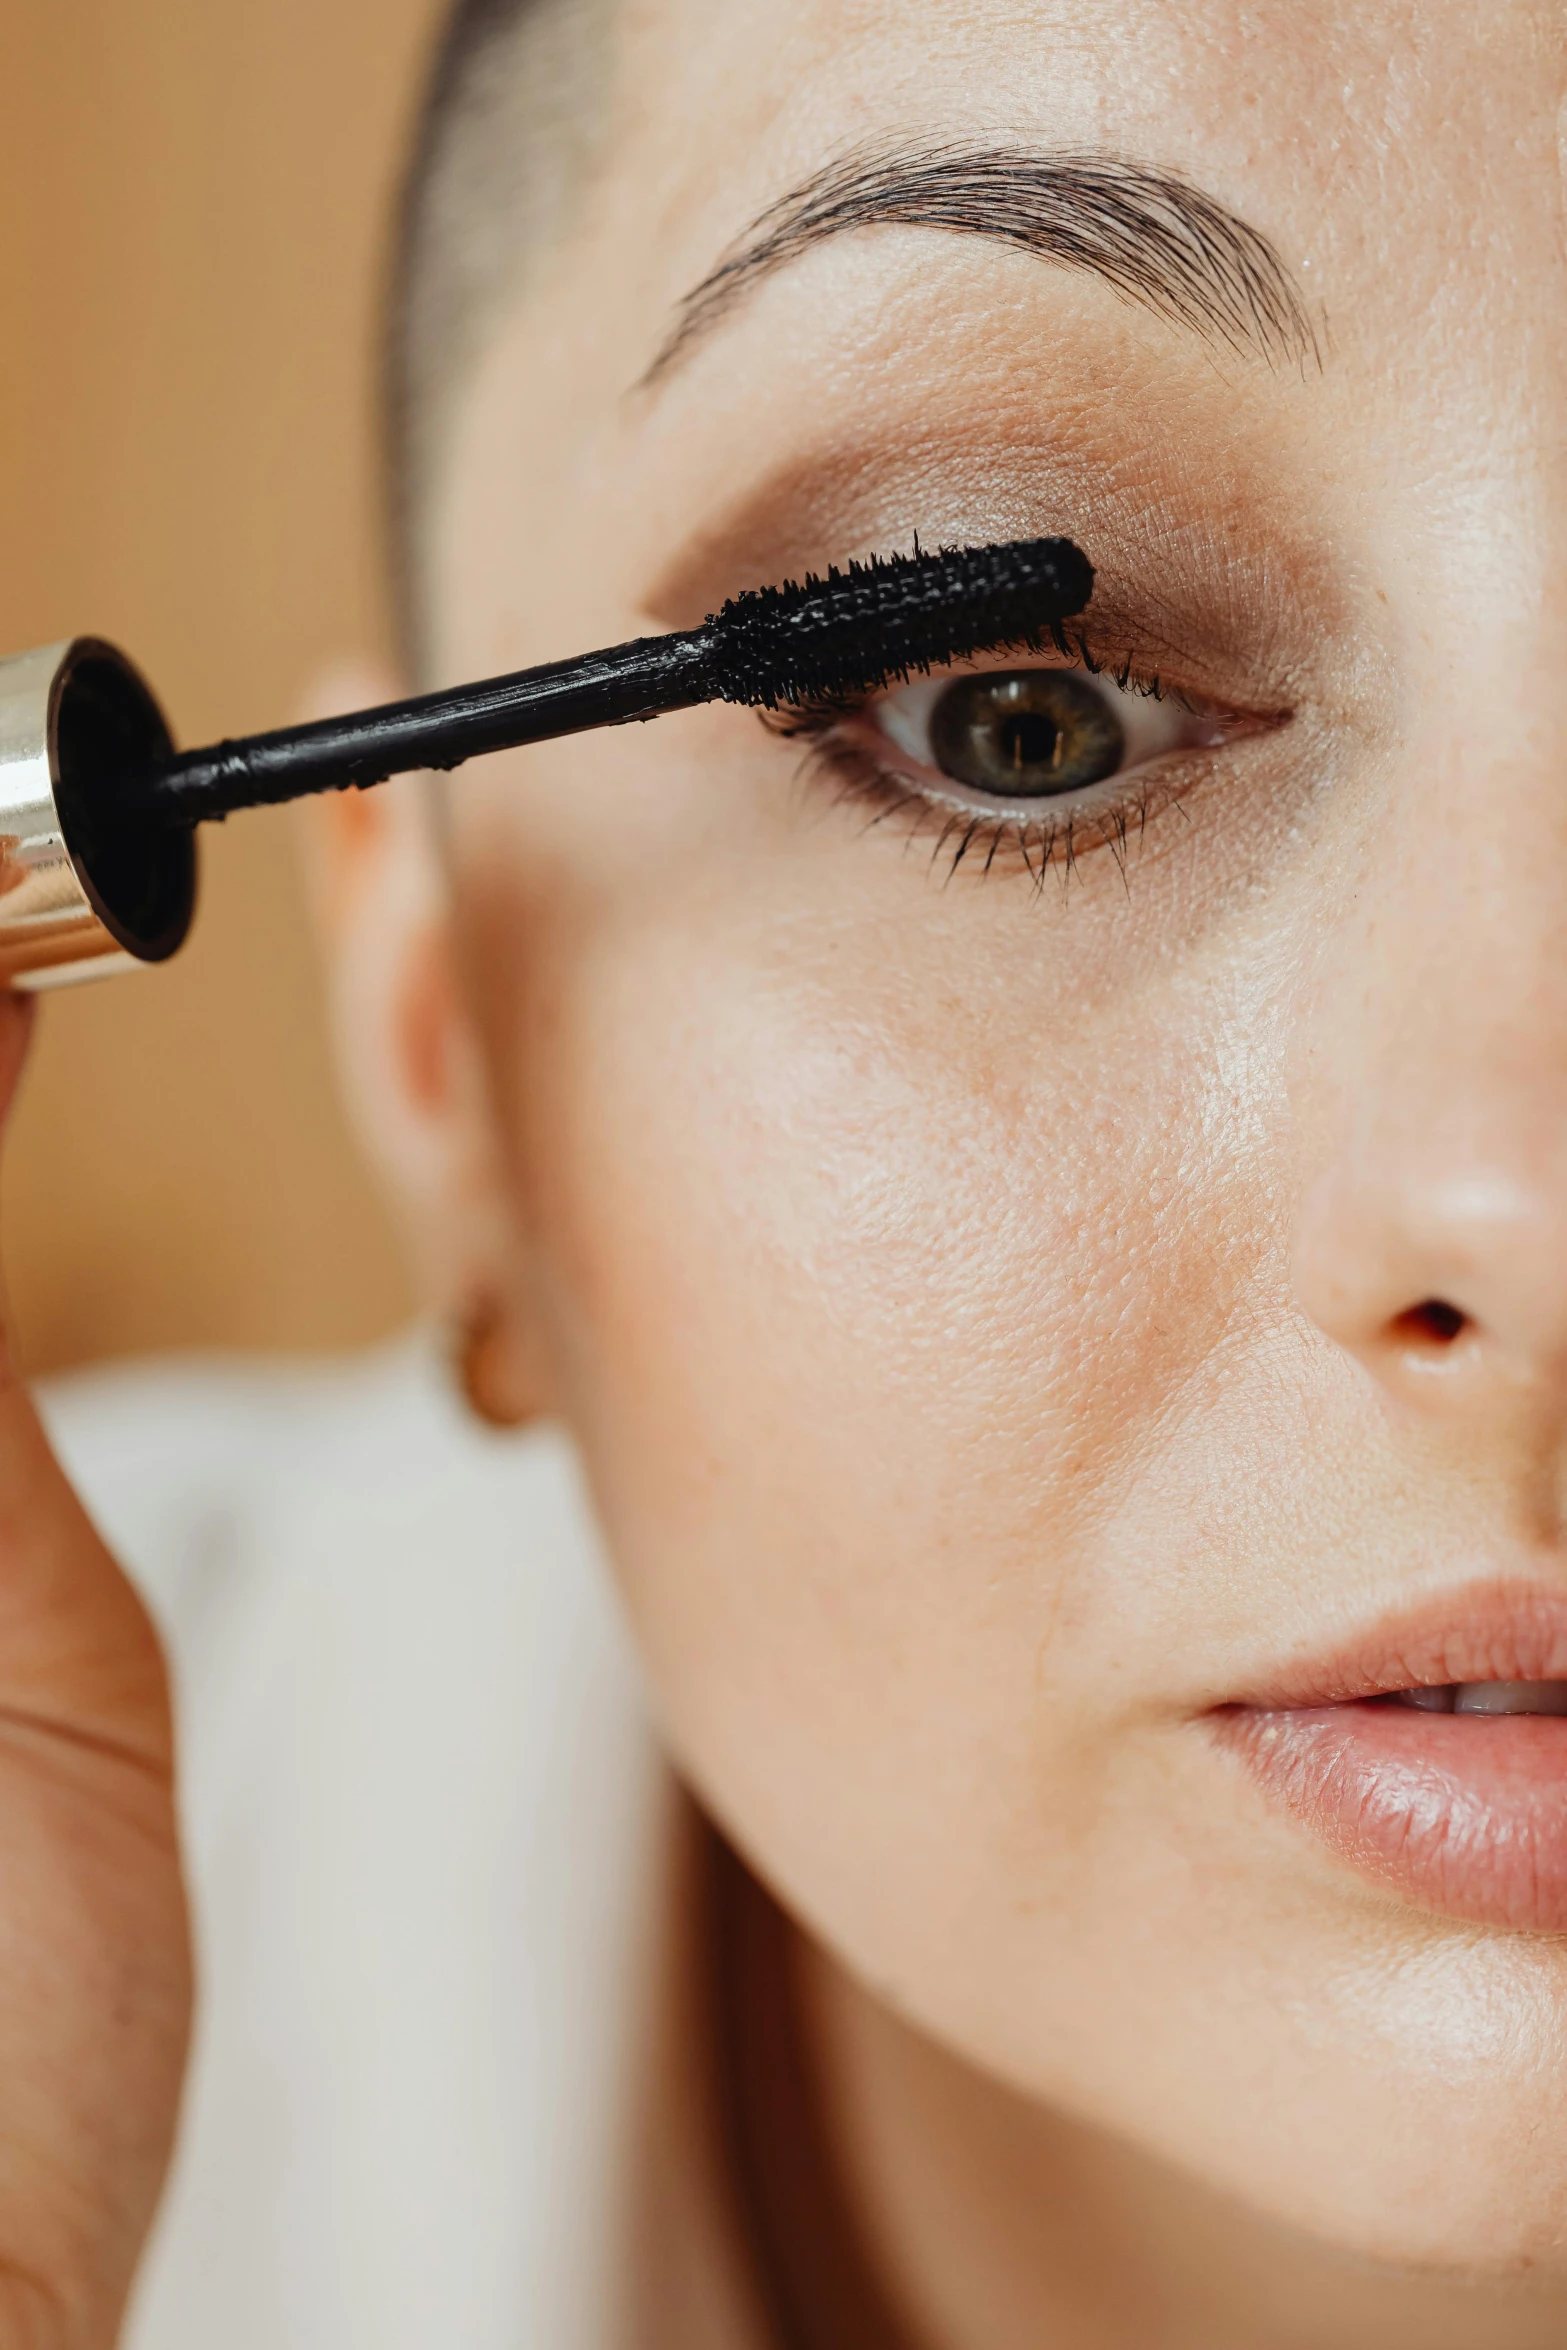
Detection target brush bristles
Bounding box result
[707,535,1093,708]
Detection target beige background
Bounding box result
[0,0,447,1372]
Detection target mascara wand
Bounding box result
[0,535,1090,989]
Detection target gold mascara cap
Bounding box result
[0,639,196,988]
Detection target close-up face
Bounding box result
[344,0,1567,2283]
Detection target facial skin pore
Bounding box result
[316,3,1567,2341]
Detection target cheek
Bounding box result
[470,843,1281,1983]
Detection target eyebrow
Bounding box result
[643,143,1319,387]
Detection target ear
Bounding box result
[299,659,553,1426]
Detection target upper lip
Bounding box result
[1222,1580,1567,1711]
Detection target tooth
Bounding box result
[1398,1685,1455,1711]
[1453,1680,1567,1716]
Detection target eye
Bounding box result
[873,664,1224,809]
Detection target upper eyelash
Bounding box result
[760,633,1205,890]
[1049,628,1175,703]
[766,626,1180,729]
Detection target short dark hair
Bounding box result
[389,0,614,658]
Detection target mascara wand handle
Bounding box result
[129,625,718,831]
[0,532,1093,985]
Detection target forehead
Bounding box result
[432,0,1565,674]
[600,0,1558,328]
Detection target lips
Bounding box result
[1213,1584,1567,1932]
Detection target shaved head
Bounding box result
[390,0,616,650]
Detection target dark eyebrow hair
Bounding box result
[643,143,1319,387]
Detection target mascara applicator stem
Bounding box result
[135,628,720,830]
[122,533,1094,832]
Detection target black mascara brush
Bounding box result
[0,535,1090,988]
[130,535,1093,827]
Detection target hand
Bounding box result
[0,998,190,2343]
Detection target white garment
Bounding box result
[41,1339,656,2350]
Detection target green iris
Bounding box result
[928,671,1125,799]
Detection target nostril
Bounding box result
[1393,1297,1469,1348]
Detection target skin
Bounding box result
[7,0,1567,2341]
[0,1009,187,2346]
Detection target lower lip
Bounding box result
[1216,1703,1567,1931]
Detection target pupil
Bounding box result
[1001,713,1061,771]
[927,669,1125,801]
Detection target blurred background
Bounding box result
[0,0,447,1372]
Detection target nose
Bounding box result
[1295,1145,1567,1413]
[1291,713,1567,1428]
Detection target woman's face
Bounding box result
[401,0,1567,2273]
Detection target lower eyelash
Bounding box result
[764,705,1186,892]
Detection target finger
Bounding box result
[0,990,172,1771]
